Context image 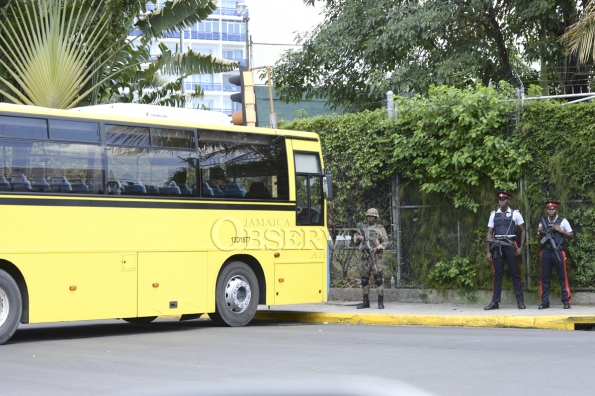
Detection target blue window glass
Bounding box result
[106,146,198,198]
[151,128,196,149]
[0,139,104,194]
[198,130,289,200]
[49,119,100,142]
[106,124,150,146]
[0,116,47,139]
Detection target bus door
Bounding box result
[275,145,327,304]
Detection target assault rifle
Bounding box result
[540,218,561,261]
[358,223,378,272]
[485,238,515,256]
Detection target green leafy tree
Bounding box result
[394,83,531,212]
[514,0,587,95]
[274,0,588,110]
[0,0,237,109]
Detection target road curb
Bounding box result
[254,311,595,330]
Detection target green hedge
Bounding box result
[279,85,595,289]
[517,101,595,289]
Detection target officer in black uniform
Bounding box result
[485,192,526,310]
[537,201,574,309]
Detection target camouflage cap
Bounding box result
[366,208,379,218]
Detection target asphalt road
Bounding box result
[1,318,594,396]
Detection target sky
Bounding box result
[245,0,325,45]
[243,0,325,69]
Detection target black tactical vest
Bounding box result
[494,210,516,236]
[542,216,567,250]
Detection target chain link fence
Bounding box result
[329,187,595,294]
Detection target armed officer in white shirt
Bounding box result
[485,192,526,310]
[537,201,574,310]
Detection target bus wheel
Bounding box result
[122,316,157,324]
[0,270,22,345]
[210,261,259,327]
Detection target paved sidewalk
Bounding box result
[254,301,595,330]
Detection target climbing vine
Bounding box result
[280,85,595,288]
[394,84,531,212]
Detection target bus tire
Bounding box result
[122,316,157,324]
[210,261,259,327]
[0,270,22,345]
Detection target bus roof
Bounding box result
[70,103,231,125]
[0,103,320,141]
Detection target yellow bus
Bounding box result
[0,103,331,345]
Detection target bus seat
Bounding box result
[222,183,245,198]
[245,182,271,199]
[49,176,72,193]
[123,180,147,195]
[9,174,31,191]
[208,183,224,196]
[0,176,9,190]
[178,183,192,196]
[88,178,103,194]
[30,177,51,192]
[123,185,146,194]
[160,181,180,196]
[201,182,214,197]
[144,183,159,195]
[70,178,89,192]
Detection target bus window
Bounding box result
[0,115,47,140]
[198,130,289,200]
[295,152,324,225]
[0,139,104,193]
[49,119,100,143]
[106,146,198,198]
[151,128,196,149]
[106,124,150,146]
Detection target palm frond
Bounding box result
[148,73,176,88]
[0,0,113,108]
[560,0,595,64]
[136,77,202,107]
[136,0,217,38]
[0,0,234,109]
[153,42,238,78]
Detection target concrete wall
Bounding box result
[329,288,595,306]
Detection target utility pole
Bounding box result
[180,27,185,96]
[251,65,277,128]
[237,3,250,68]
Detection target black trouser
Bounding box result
[491,242,524,303]
[540,249,572,304]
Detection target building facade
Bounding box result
[130,0,247,116]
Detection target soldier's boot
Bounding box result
[378,295,384,309]
[356,294,370,309]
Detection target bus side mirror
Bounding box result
[324,168,333,200]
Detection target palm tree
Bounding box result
[0,0,237,109]
[560,0,595,64]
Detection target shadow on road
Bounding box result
[8,318,215,345]
[7,317,314,345]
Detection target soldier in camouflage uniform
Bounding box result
[354,208,389,309]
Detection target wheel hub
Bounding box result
[225,275,251,314]
[0,287,9,327]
